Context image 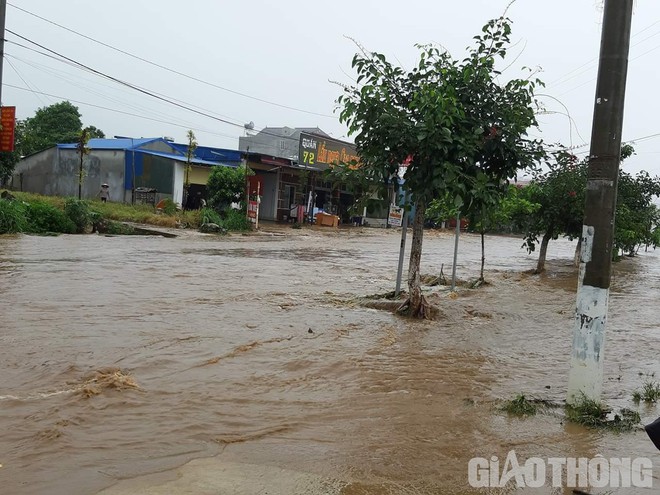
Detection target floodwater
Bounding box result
[1,227,659,494]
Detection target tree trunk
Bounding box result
[479,229,486,282]
[574,237,582,267]
[397,201,430,318]
[535,231,552,274]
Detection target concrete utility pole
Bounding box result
[0,0,7,106]
[567,0,634,404]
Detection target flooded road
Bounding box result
[1,228,659,494]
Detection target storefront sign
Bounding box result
[299,132,359,169]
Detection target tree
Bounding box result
[20,101,84,156]
[467,182,540,282]
[0,102,105,186]
[183,130,197,210]
[84,125,105,139]
[613,170,660,257]
[77,128,90,199]
[337,17,544,317]
[206,165,247,212]
[519,150,587,273]
[519,144,657,271]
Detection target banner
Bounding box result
[0,106,16,152]
[388,206,404,227]
[247,200,259,222]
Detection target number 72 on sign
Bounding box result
[302,151,315,165]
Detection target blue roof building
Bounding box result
[13,137,242,206]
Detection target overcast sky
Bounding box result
[4,1,660,175]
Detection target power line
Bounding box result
[4,82,242,142]
[4,56,49,106]
[7,2,336,119]
[547,18,660,89]
[5,52,233,132]
[5,31,309,145]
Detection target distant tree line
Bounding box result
[0,101,105,185]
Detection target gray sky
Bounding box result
[4,1,660,175]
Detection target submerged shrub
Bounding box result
[64,198,91,233]
[0,199,28,234]
[566,393,640,432]
[632,380,660,404]
[25,201,76,234]
[200,207,222,226]
[501,394,538,416]
[222,208,251,231]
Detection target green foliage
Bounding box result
[632,380,660,403]
[64,198,91,233]
[338,17,545,210]
[159,198,178,215]
[200,207,222,226]
[199,206,249,232]
[207,165,248,211]
[323,159,391,217]
[0,199,28,233]
[519,150,587,255]
[222,208,251,231]
[614,170,660,256]
[24,201,76,234]
[84,125,105,139]
[500,394,538,416]
[337,16,545,314]
[20,102,84,155]
[566,393,640,432]
[520,146,660,263]
[105,221,136,235]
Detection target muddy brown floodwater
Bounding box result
[1,228,659,494]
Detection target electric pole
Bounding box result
[567,0,634,404]
[0,0,7,106]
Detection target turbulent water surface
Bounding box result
[1,228,659,494]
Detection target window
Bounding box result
[279,140,286,151]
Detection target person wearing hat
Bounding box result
[98,183,110,203]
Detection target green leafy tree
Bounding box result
[519,150,587,273]
[614,170,660,257]
[20,101,85,155]
[337,17,544,317]
[323,163,391,219]
[84,125,105,139]
[520,144,656,271]
[467,181,541,282]
[206,165,248,212]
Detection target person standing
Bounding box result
[99,184,110,203]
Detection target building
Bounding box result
[11,137,242,206]
[241,128,367,223]
[239,126,331,162]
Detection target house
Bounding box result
[241,128,367,223]
[239,126,332,162]
[11,137,242,206]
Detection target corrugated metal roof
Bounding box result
[169,143,242,163]
[138,149,238,167]
[58,137,162,150]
